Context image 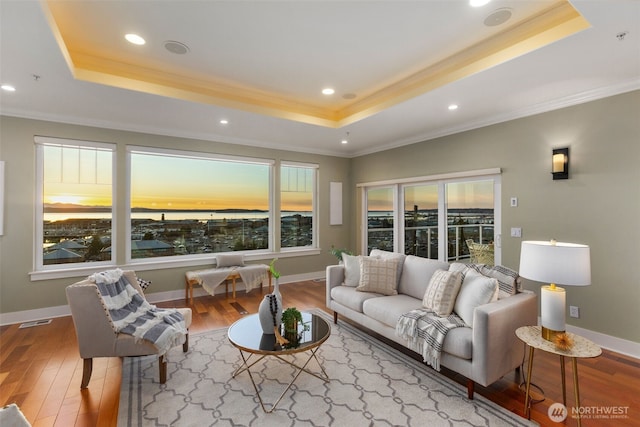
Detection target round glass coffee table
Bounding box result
[228,311,331,413]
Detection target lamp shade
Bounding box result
[519,241,591,286]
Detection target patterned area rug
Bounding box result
[118,309,535,427]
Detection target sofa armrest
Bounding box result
[326,264,345,307]
[471,290,537,386]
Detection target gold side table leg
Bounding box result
[524,346,535,419]
[572,357,582,427]
[560,355,566,406]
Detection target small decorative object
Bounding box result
[554,332,574,351]
[281,307,310,348]
[282,307,303,334]
[329,245,353,263]
[269,258,282,302]
[258,294,282,335]
[259,259,284,336]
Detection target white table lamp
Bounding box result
[519,240,591,341]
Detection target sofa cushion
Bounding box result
[331,285,382,313]
[344,253,385,287]
[442,327,473,360]
[399,256,451,300]
[362,294,423,328]
[450,262,519,299]
[216,253,245,267]
[422,269,463,316]
[369,249,406,286]
[342,253,362,287]
[454,270,498,327]
[356,256,400,296]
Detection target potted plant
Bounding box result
[281,307,310,347]
[282,307,302,335]
[329,245,353,263]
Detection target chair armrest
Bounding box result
[326,265,345,307]
[471,291,537,385]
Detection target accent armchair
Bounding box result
[65,270,191,388]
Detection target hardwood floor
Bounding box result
[1,279,637,426]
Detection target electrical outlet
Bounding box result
[569,306,580,318]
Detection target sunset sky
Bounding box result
[44,145,488,212]
[43,147,311,211]
[367,180,493,211]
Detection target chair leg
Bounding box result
[333,311,338,324]
[159,355,167,384]
[183,333,189,352]
[81,358,93,389]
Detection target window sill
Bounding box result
[29,248,322,281]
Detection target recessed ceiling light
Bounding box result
[470,0,491,7]
[125,33,146,45]
[448,104,459,111]
[219,119,229,125]
[341,132,350,144]
[322,88,335,95]
[1,84,16,92]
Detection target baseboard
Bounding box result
[0,271,325,326]
[565,324,640,360]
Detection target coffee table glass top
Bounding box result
[228,312,330,355]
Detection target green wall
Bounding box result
[0,117,351,313]
[1,90,638,344]
[351,90,640,343]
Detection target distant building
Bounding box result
[43,248,83,265]
[131,239,175,258]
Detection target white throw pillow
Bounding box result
[342,253,362,287]
[454,269,499,327]
[422,269,463,316]
[356,257,399,296]
[216,253,245,268]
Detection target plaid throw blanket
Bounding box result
[396,308,467,371]
[90,269,187,356]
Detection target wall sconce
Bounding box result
[552,147,569,180]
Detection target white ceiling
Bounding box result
[1,0,638,158]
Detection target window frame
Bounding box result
[359,168,502,264]
[279,161,319,252]
[126,145,276,266]
[33,136,117,277]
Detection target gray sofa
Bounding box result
[326,249,537,399]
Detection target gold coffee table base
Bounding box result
[227,312,331,414]
[232,347,329,413]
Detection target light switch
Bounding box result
[510,197,518,207]
[510,227,522,238]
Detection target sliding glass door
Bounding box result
[446,180,494,263]
[362,171,500,264]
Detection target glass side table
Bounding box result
[516,325,601,427]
